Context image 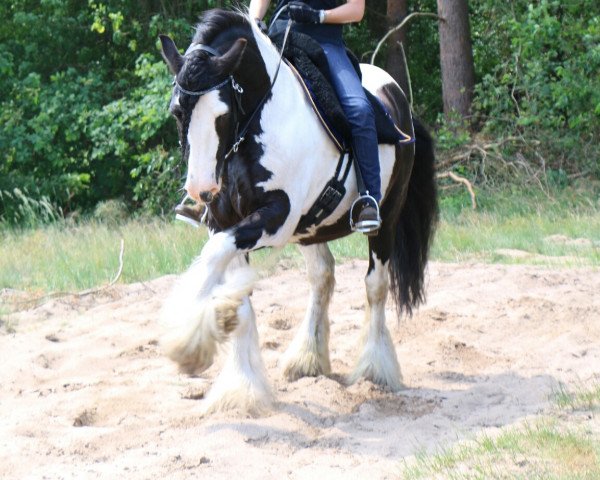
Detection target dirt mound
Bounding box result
[1,262,599,479]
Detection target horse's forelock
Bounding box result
[192,9,251,46]
[174,11,248,94]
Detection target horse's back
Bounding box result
[359,64,413,138]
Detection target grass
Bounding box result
[554,383,600,413]
[0,304,16,333]
[401,384,600,479]
[0,218,207,293]
[432,186,600,266]
[0,186,598,293]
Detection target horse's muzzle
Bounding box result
[199,191,215,204]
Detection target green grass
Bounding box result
[432,212,600,266]
[432,186,600,266]
[401,384,600,479]
[403,421,600,479]
[554,383,600,413]
[0,187,598,293]
[0,218,208,293]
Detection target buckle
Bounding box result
[231,77,244,94]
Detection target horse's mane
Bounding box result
[192,9,251,45]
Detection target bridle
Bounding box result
[174,20,292,166]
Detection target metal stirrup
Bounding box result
[349,192,381,232]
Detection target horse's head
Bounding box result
[160,10,264,204]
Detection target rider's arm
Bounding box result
[321,0,365,24]
[249,0,271,20]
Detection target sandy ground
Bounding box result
[1,260,599,479]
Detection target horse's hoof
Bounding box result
[347,365,403,392]
[199,378,274,416]
[348,349,403,392]
[162,331,217,375]
[281,346,331,382]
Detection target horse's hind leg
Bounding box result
[201,255,273,415]
[281,243,334,380]
[348,236,403,391]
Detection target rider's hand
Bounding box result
[288,2,323,24]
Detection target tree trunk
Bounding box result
[437,0,475,122]
[385,0,410,100]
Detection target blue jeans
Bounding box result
[321,42,381,202]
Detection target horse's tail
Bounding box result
[389,117,438,316]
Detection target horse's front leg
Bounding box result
[200,255,273,415]
[281,243,334,380]
[161,199,290,413]
[161,231,253,375]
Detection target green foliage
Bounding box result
[0,1,231,223]
[405,0,443,122]
[471,0,600,176]
[475,1,600,131]
[88,54,181,213]
[93,199,129,224]
[344,21,379,63]
[434,113,472,151]
[0,188,63,228]
[1,0,598,226]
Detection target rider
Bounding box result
[250,0,382,234]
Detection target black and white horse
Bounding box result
[159,9,437,414]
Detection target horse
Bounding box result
[159,9,438,414]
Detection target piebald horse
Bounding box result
[159,9,437,414]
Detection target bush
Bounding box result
[0,188,62,228]
[0,1,229,223]
[93,199,129,224]
[471,0,600,177]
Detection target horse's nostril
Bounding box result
[199,191,214,204]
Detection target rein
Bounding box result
[175,19,293,163]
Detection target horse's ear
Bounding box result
[216,38,248,74]
[160,35,184,75]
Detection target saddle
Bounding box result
[269,29,413,151]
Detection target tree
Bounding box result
[436,0,475,122]
[385,0,410,98]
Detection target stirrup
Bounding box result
[175,194,207,228]
[349,193,381,234]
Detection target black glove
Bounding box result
[288,1,322,24]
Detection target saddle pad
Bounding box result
[270,29,413,152]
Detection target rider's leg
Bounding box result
[321,42,382,233]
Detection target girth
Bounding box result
[295,150,353,234]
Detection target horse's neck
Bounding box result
[245,32,342,210]
[252,33,334,152]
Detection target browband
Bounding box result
[184,43,221,57]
